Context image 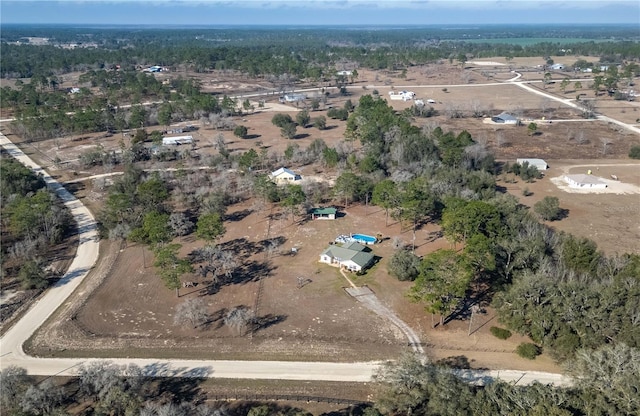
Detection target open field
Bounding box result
[29,197,562,373]
[502,160,640,255]
[7,59,638,378]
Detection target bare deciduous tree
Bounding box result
[600,137,613,155]
[575,130,589,145]
[539,98,552,118]
[173,298,209,329]
[169,212,194,237]
[443,103,464,119]
[391,236,405,250]
[468,99,486,118]
[495,131,507,148]
[460,70,473,84]
[224,306,254,336]
[1,366,32,411]
[20,379,64,416]
[581,99,597,118]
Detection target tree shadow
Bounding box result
[252,313,287,333]
[64,182,86,195]
[556,208,570,220]
[218,237,259,257]
[225,208,253,222]
[293,133,310,140]
[244,134,262,139]
[148,374,208,405]
[257,236,287,252]
[495,184,509,194]
[436,355,472,369]
[202,307,227,330]
[230,260,276,285]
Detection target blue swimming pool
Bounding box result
[351,234,377,244]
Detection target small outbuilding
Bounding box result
[162,135,193,145]
[517,158,548,171]
[492,112,519,124]
[564,174,607,189]
[319,242,374,273]
[311,207,337,220]
[269,167,302,185]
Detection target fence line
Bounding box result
[206,392,371,406]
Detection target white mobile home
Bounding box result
[280,94,306,103]
[389,91,416,101]
[517,158,548,171]
[162,135,193,145]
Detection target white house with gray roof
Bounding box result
[319,242,374,272]
[269,167,302,185]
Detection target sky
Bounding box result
[1,0,639,26]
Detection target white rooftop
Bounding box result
[565,174,606,185]
[271,167,296,177]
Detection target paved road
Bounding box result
[0,116,570,387]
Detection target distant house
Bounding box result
[336,70,352,76]
[319,242,374,272]
[162,135,193,145]
[145,65,166,73]
[517,158,548,171]
[564,174,607,189]
[68,87,81,94]
[389,90,416,101]
[280,94,306,103]
[310,207,337,220]
[550,63,565,70]
[269,167,301,185]
[492,113,519,124]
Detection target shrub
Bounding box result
[522,187,532,197]
[387,249,420,281]
[490,326,512,340]
[516,343,541,359]
[233,125,248,139]
[534,196,562,221]
[271,113,293,128]
[629,145,640,159]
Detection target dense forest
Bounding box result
[0,156,73,290]
[2,25,640,78]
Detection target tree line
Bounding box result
[2,25,640,79]
[0,155,73,291]
[2,342,637,415]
